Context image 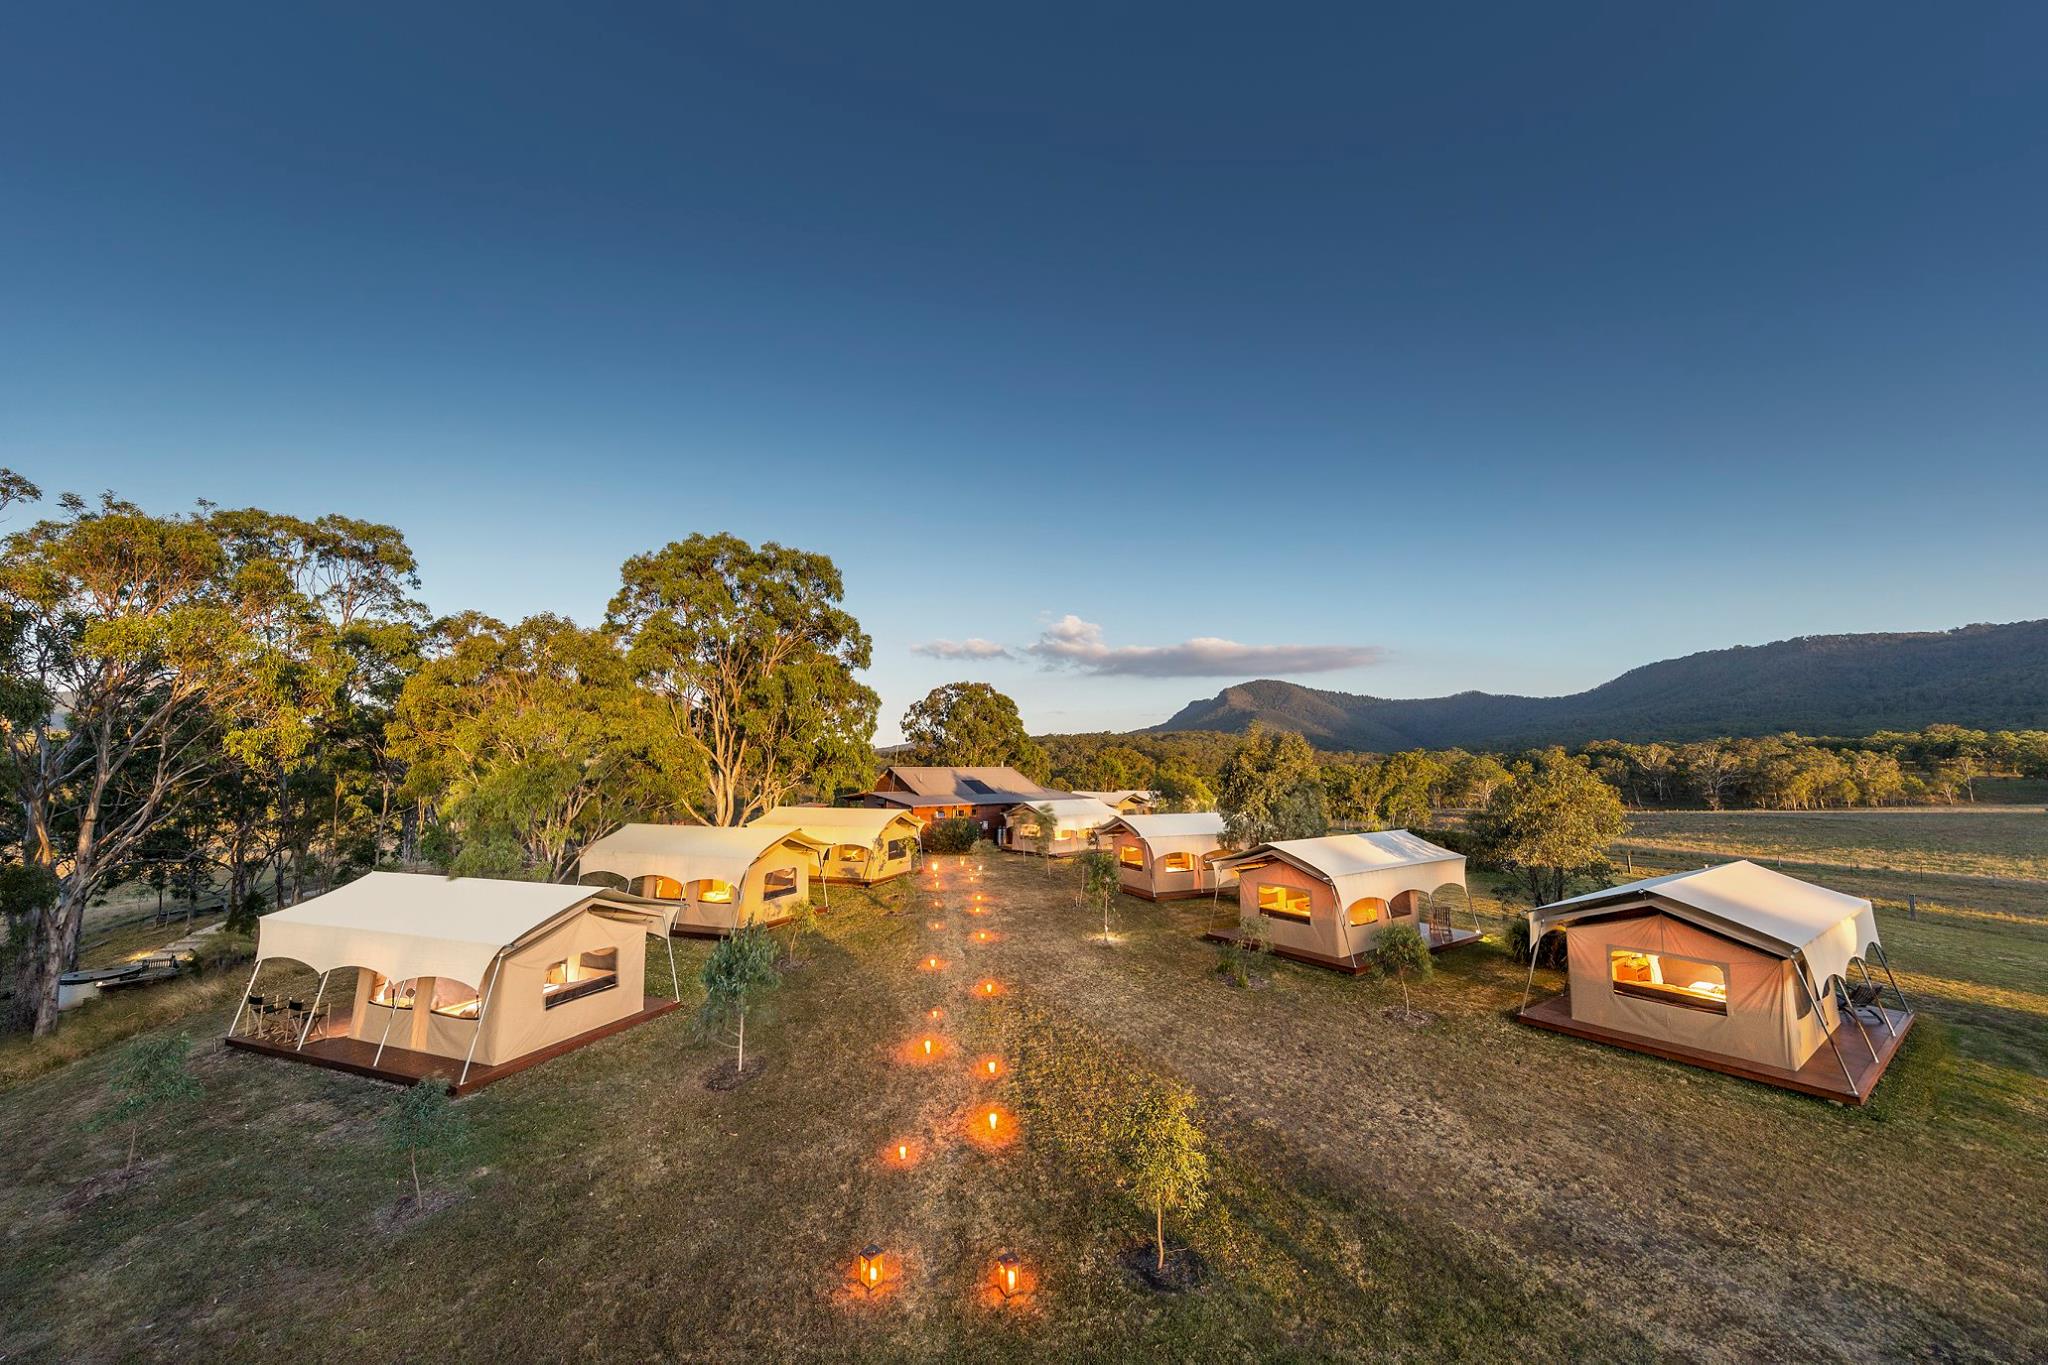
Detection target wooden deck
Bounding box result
[1516,993,1915,1105]
[222,996,680,1096]
[1202,926,1484,975]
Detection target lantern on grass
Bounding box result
[994,1251,1026,1299]
[856,1244,886,1293]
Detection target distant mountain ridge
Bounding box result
[1144,621,2048,749]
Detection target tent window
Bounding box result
[1161,852,1195,873]
[634,874,683,900]
[368,973,415,1010]
[1118,844,1145,868]
[1257,883,1312,921]
[886,838,912,861]
[429,978,482,1020]
[1609,950,1727,1014]
[693,879,734,904]
[1013,821,1041,838]
[762,866,799,900]
[543,948,619,1008]
[833,844,870,864]
[1346,897,1385,927]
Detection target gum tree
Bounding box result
[608,534,878,825]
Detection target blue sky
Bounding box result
[4,4,2045,741]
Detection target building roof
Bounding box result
[577,823,823,890]
[751,805,921,844]
[1214,830,1466,907]
[877,765,1068,801]
[1075,789,1155,806]
[255,871,619,989]
[1529,860,1881,988]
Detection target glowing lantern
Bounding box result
[928,1006,943,1021]
[984,1057,1000,1077]
[897,1142,908,1161]
[857,1244,885,1292]
[923,1037,934,1058]
[986,1108,1000,1133]
[995,1252,1023,1298]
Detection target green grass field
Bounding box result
[2,817,2043,1362]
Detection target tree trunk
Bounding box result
[736,1007,746,1073]
[410,1146,422,1205]
[128,1120,139,1171]
[1156,1200,1166,1271]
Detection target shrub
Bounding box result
[925,818,980,854]
[1368,921,1432,1012]
[1504,913,1567,969]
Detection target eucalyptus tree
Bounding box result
[1217,725,1328,850]
[1469,747,1627,906]
[900,681,1049,781]
[608,534,878,825]
[0,485,308,1034]
[388,612,692,881]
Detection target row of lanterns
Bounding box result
[852,853,1033,1306]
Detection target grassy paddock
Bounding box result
[0,835,2042,1362]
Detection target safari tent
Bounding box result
[750,805,923,886]
[225,872,679,1094]
[1105,812,1235,900]
[999,797,1121,857]
[576,824,821,936]
[1211,831,1479,972]
[1516,861,1915,1103]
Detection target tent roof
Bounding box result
[752,805,920,843]
[254,871,617,989]
[1011,797,1121,827]
[578,823,822,890]
[1215,830,1466,907]
[1104,811,1226,857]
[1528,860,1881,987]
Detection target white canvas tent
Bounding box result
[1519,861,1912,1098]
[1001,798,1120,855]
[1213,831,1474,967]
[576,824,823,933]
[237,871,680,1086]
[1103,812,1234,899]
[750,806,923,884]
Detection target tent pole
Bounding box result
[1872,941,1915,1016]
[664,931,680,1001]
[228,957,265,1038]
[1795,959,1858,1099]
[1518,931,1541,1012]
[1858,959,1897,1037]
[457,958,504,1088]
[295,970,331,1050]
[371,978,409,1067]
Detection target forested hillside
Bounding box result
[1148,621,2048,748]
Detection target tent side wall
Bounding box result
[1234,861,1343,959]
[343,908,648,1067]
[1562,909,1829,1072]
[1117,831,1228,899]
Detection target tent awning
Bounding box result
[254,871,621,989]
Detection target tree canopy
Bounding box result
[608,534,877,825]
[1217,725,1328,849]
[1469,747,1628,906]
[899,681,1048,780]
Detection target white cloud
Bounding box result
[1025,615,1384,678]
[910,637,1012,661]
